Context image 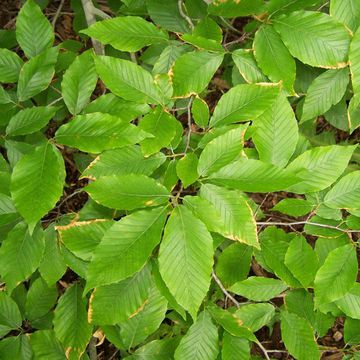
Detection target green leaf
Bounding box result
[0,86,11,104]
[314,244,357,306]
[17,46,58,102]
[55,113,149,153]
[86,206,167,289]
[324,171,360,209]
[158,206,213,319]
[215,243,252,288]
[0,223,45,292]
[208,0,264,17]
[53,283,92,359]
[286,145,356,193]
[176,153,199,188]
[128,338,179,359]
[222,332,250,360]
[30,330,66,360]
[81,146,165,180]
[252,93,298,167]
[0,194,20,240]
[0,335,32,360]
[208,158,299,192]
[198,125,242,148]
[0,292,22,337]
[0,49,23,83]
[16,0,54,58]
[138,106,178,156]
[181,34,224,53]
[172,51,224,97]
[61,50,97,115]
[330,0,360,32]
[147,0,190,33]
[207,306,255,340]
[268,0,324,15]
[200,184,259,248]
[272,198,314,217]
[325,98,349,131]
[302,68,349,121]
[350,29,360,98]
[119,284,168,348]
[81,16,168,52]
[348,94,360,132]
[6,106,58,136]
[209,83,280,127]
[273,10,351,68]
[89,265,152,325]
[60,247,88,280]
[183,195,224,233]
[57,220,113,260]
[230,276,287,301]
[152,260,186,320]
[259,227,301,287]
[11,143,65,232]
[285,235,319,288]
[280,311,320,360]
[284,289,316,327]
[94,56,163,104]
[344,318,360,345]
[83,93,150,121]
[198,125,247,176]
[232,49,267,85]
[193,17,222,43]
[174,311,219,360]
[192,97,209,128]
[25,277,57,321]
[335,283,360,319]
[39,226,67,286]
[254,25,296,94]
[235,303,275,332]
[153,43,191,75]
[85,174,170,210]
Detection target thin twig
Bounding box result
[52,0,66,28]
[92,7,111,19]
[212,270,240,308]
[178,0,194,30]
[55,189,84,211]
[257,217,273,234]
[256,341,271,360]
[172,106,189,112]
[219,17,242,34]
[254,193,269,217]
[50,85,62,96]
[81,0,105,55]
[317,1,329,11]
[184,96,194,153]
[48,96,63,107]
[256,221,359,233]
[171,184,183,206]
[87,336,97,360]
[108,349,119,360]
[223,33,250,51]
[165,152,186,158]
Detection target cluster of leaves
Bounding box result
[0,0,360,359]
